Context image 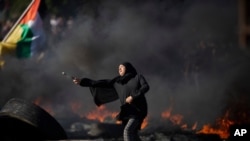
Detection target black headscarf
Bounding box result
[116,62,137,84]
[88,62,138,106]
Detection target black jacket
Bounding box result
[79,74,150,120]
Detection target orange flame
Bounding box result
[161,107,197,130]
[33,96,55,116]
[162,107,184,127]
[34,95,249,140]
[141,117,149,129]
[86,105,118,122]
[192,122,198,130]
[197,110,234,139]
[161,107,172,118]
[69,100,85,117]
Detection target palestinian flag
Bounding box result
[0,0,46,58]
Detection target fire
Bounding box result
[161,106,201,134]
[83,104,149,129]
[69,100,85,117]
[33,96,55,116]
[34,95,248,140]
[192,122,198,130]
[86,105,118,122]
[161,107,241,139]
[161,107,187,128]
[161,107,172,118]
[141,117,149,129]
[197,110,235,139]
[169,114,183,125]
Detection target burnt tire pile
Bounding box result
[0,98,67,141]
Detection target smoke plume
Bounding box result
[1,0,249,130]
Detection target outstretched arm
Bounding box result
[73,77,114,88]
[73,77,119,106]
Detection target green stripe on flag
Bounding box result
[16,24,33,58]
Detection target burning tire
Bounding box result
[0,98,67,140]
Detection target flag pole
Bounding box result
[2,0,35,42]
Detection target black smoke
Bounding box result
[1,0,250,131]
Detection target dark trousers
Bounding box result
[123,118,142,141]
